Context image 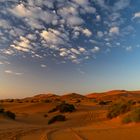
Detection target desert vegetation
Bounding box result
[107,101,133,119]
[98,100,112,105]
[48,102,76,113]
[48,115,66,124]
[0,107,16,120]
[122,107,140,124]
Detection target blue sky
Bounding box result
[0,0,140,98]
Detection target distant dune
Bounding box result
[86,90,140,101]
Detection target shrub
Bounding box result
[131,108,140,122]
[99,100,112,105]
[8,99,14,103]
[127,100,136,105]
[75,99,81,103]
[0,108,4,113]
[43,99,51,103]
[48,107,58,113]
[0,107,16,120]
[122,108,140,124]
[5,111,16,120]
[44,114,48,118]
[122,114,132,124]
[56,103,75,113]
[48,102,76,113]
[107,101,132,119]
[48,115,66,124]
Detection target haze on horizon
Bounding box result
[0,0,140,99]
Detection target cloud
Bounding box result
[0,62,3,65]
[114,0,130,11]
[91,46,100,53]
[67,16,84,26]
[0,19,11,29]
[70,48,80,55]
[15,72,23,75]
[72,26,92,38]
[58,5,78,18]
[82,29,92,37]
[41,64,47,68]
[40,29,65,46]
[109,27,119,36]
[26,18,44,29]
[133,12,140,19]
[5,70,13,74]
[2,49,14,55]
[79,47,86,53]
[11,36,31,52]
[72,0,89,5]
[0,0,138,65]
[95,0,108,9]
[97,31,104,38]
[9,4,32,17]
[60,51,68,57]
[96,15,101,21]
[126,46,132,51]
[4,70,23,75]
[26,34,37,41]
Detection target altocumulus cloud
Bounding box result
[0,0,139,66]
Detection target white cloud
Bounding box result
[114,0,130,11]
[40,29,64,46]
[15,72,23,75]
[60,51,68,57]
[27,34,37,41]
[133,12,140,19]
[58,6,78,18]
[9,4,32,17]
[83,6,96,14]
[5,70,23,75]
[67,16,84,26]
[91,46,100,53]
[2,49,14,55]
[96,0,108,9]
[26,18,44,29]
[72,0,89,5]
[96,15,101,21]
[70,48,80,55]
[73,26,92,37]
[109,27,119,35]
[82,28,92,37]
[41,64,47,68]
[9,3,58,30]
[5,70,13,74]
[11,36,31,52]
[79,47,86,53]
[126,46,132,51]
[0,0,134,65]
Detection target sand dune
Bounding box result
[1,90,140,140]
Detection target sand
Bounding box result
[1,92,140,140]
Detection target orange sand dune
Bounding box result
[1,91,140,140]
[86,90,140,101]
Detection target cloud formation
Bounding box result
[0,0,139,67]
[4,70,23,76]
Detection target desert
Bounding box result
[1,90,140,140]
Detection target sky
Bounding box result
[0,0,140,98]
